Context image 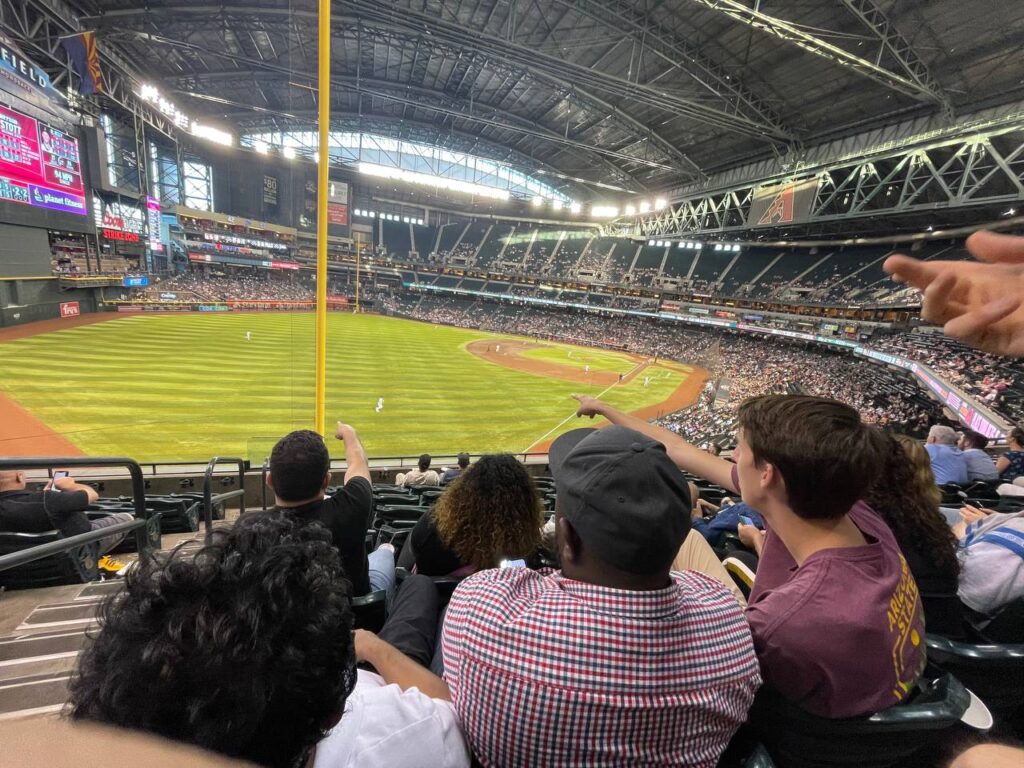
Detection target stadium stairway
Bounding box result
[0,513,241,720]
[0,579,118,720]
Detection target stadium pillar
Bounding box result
[314,0,331,436]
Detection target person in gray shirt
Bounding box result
[958,430,999,483]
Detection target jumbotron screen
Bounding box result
[0,103,87,216]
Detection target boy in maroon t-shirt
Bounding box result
[572,393,927,719]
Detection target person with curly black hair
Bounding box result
[68,512,470,768]
[401,454,544,577]
[864,432,964,638]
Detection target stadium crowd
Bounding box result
[384,292,944,442]
[10,230,1022,767]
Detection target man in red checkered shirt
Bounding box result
[441,426,760,767]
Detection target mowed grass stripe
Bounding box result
[0,313,690,462]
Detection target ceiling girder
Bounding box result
[838,0,953,116]
[96,9,699,183]
[685,0,951,108]
[86,2,771,175]
[551,0,798,140]
[170,68,658,186]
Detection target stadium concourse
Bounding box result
[3,0,1024,766]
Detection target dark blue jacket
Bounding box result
[691,502,764,547]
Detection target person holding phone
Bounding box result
[0,469,133,573]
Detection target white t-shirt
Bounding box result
[313,670,470,768]
[958,512,1024,616]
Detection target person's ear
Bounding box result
[557,517,581,565]
[265,470,274,489]
[761,462,779,495]
[322,471,332,490]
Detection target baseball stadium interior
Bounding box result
[1,1,1024,766]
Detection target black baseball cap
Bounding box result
[548,426,692,574]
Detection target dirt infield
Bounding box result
[466,338,708,453]
[0,315,117,456]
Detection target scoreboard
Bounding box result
[0,103,87,216]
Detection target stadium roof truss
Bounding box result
[68,0,1023,204]
[624,118,1024,239]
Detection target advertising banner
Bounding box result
[59,301,80,317]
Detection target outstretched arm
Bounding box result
[572,395,737,492]
[335,421,371,484]
[354,630,451,700]
[883,230,1024,357]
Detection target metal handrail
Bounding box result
[202,456,247,539]
[0,519,149,572]
[0,456,158,573]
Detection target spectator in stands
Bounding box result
[573,393,926,719]
[441,453,470,484]
[958,430,1000,482]
[267,424,382,596]
[441,426,760,767]
[996,426,1024,481]
[885,229,1024,357]
[954,506,1024,622]
[397,454,440,487]
[925,425,970,486]
[691,496,764,549]
[0,470,132,574]
[864,433,964,637]
[69,512,469,768]
[402,454,543,578]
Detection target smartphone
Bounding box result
[53,471,69,481]
[738,515,754,526]
[499,559,527,569]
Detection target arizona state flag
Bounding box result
[61,32,104,95]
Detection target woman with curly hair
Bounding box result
[864,431,964,637]
[404,454,544,576]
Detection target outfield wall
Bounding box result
[0,278,100,328]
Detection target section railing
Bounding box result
[0,457,160,573]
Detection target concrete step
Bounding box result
[0,654,78,684]
[0,674,70,720]
[17,601,100,632]
[0,631,88,664]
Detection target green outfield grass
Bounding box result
[0,313,695,463]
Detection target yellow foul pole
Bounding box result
[354,236,361,313]
[314,0,331,436]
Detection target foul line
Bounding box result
[521,356,661,454]
[521,380,620,454]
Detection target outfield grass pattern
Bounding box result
[0,313,694,463]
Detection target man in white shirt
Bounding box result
[397,454,441,487]
[68,512,468,768]
[315,574,469,768]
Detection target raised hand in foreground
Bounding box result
[883,230,1024,357]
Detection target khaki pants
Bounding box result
[672,530,746,606]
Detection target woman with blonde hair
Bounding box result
[864,431,964,637]
[403,454,544,577]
